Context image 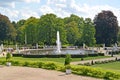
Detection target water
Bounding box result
[56,31,61,53]
[22,48,97,55]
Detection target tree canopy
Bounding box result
[0,11,119,47]
[94,10,119,46]
[0,14,16,44]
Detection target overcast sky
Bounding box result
[0,0,120,24]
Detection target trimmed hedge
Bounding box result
[0,60,120,80]
[12,53,104,58]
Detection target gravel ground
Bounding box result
[0,66,102,80]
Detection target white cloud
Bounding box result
[76,4,120,25]
[40,5,54,14]
[55,3,67,8]
[0,7,19,21]
[0,1,15,8]
[22,0,40,3]
[0,0,120,25]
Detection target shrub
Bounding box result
[42,62,57,70]
[37,62,44,68]
[104,71,120,80]
[6,52,12,62]
[65,65,71,69]
[23,62,30,66]
[71,65,120,79]
[64,54,71,65]
[11,61,20,66]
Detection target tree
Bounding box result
[16,19,26,44]
[80,18,96,46]
[39,13,67,45]
[0,14,16,44]
[24,17,39,44]
[64,14,83,45]
[94,10,119,46]
[65,21,79,44]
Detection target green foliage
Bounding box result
[65,21,80,44]
[0,59,120,79]
[0,14,16,44]
[65,65,71,69]
[6,52,12,62]
[94,10,119,46]
[42,62,57,70]
[71,65,120,79]
[80,18,96,46]
[104,71,120,80]
[64,54,71,65]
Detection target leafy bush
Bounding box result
[42,62,57,70]
[71,65,120,79]
[0,59,120,79]
[64,54,71,65]
[11,61,20,66]
[6,52,12,62]
[37,62,44,68]
[104,71,120,80]
[23,61,30,66]
[65,65,71,69]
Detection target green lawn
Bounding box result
[0,56,110,64]
[92,61,120,72]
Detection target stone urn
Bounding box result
[6,62,11,66]
[66,69,71,74]
[65,65,71,74]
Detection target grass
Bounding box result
[92,61,120,72]
[0,56,110,64]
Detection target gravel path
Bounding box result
[0,66,101,80]
[71,55,120,65]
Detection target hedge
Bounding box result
[12,53,104,58]
[0,60,120,80]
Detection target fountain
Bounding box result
[56,31,61,53]
[16,44,20,53]
[18,31,95,55]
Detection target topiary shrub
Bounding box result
[6,52,12,62]
[64,54,71,66]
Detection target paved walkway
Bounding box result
[0,66,101,80]
[71,55,120,65]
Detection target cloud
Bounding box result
[22,0,40,3]
[0,0,40,8]
[20,8,39,20]
[40,5,54,14]
[0,7,19,21]
[0,0,120,25]
[0,1,15,8]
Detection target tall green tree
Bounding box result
[24,17,39,44]
[16,19,26,44]
[0,14,16,44]
[39,13,67,45]
[94,10,119,46]
[65,21,79,44]
[64,14,84,45]
[80,18,96,46]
